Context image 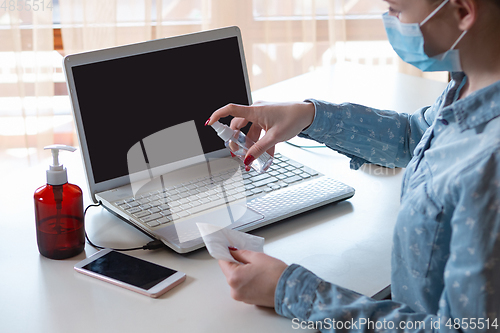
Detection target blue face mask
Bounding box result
[382,0,467,72]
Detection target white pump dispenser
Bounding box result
[44,145,77,185]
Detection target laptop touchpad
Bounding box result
[155,204,264,244]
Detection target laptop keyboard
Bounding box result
[113,153,319,228]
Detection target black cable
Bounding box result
[84,201,165,251]
[285,141,327,149]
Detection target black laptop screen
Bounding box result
[71,36,250,184]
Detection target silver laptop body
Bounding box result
[64,26,355,253]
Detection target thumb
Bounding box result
[229,249,256,264]
[244,133,276,164]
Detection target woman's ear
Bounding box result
[450,0,477,31]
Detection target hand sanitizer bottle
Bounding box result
[211,121,273,173]
[34,145,85,259]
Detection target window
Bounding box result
[2,0,409,161]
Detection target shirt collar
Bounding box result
[445,73,500,131]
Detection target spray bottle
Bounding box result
[211,121,273,173]
[34,145,84,259]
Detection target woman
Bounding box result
[207,0,500,331]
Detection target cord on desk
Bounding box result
[84,201,165,251]
[285,141,327,149]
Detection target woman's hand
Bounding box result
[218,249,288,307]
[206,101,315,168]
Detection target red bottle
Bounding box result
[34,145,84,259]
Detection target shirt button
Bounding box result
[440,119,449,125]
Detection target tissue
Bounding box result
[197,223,264,264]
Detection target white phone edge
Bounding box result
[74,248,186,298]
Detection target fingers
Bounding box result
[228,249,254,264]
[207,104,251,126]
[217,250,254,277]
[217,249,255,275]
[218,259,239,277]
[246,122,263,143]
[244,132,277,163]
[229,117,249,131]
[217,250,288,307]
[232,119,276,159]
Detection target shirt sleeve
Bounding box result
[274,151,500,333]
[275,264,435,332]
[439,150,500,331]
[298,99,433,170]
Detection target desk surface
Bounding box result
[0,63,447,333]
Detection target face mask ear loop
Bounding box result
[433,29,467,62]
[420,0,450,26]
[450,30,467,50]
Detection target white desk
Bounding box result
[0,63,447,333]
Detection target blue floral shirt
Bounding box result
[275,73,500,332]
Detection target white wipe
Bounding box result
[197,223,264,264]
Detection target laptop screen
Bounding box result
[71,36,250,184]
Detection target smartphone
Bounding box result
[74,249,186,298]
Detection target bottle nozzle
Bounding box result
[210,121,234,142]
[45,144,76,168]
[44,145,77,185]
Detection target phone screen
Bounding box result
[82,251,177,290]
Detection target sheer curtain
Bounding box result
[0,8,55,166]
[59,0,154,54]
[59,0,346,91]
[1,1,448,167]
[1,0,348,168]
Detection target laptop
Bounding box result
[64,26,355,253]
